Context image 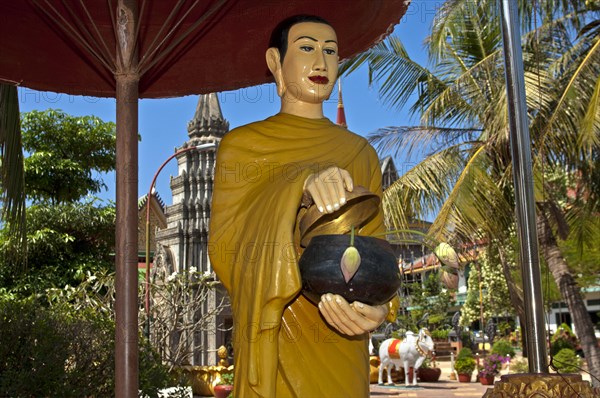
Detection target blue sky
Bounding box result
[18,1,440,205]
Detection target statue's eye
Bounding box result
[300,45,314,52]
[324,48,337,55]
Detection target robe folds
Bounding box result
[209,113,385,398]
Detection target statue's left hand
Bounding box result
[318,293,388,336]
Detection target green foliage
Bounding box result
[491,339,516,358]
[21,109,116,204]
[551,337,577,357]
[420,357,438,369]
[430,328,450,340]
[218,372,234,386]
[454,356,477,375]
[552,348,582,373]
[0,298,170,397]
[550,324,579,356]
[461,248,514,326]
[406,272,455,331]
[457,347,474,360]
[0,200,115,297]
[498,321,513,337]
[46,265,224,371]
[559,224,600,288]
[460,264,481,326]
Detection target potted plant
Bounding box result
[214,372,233,398]
[478,354,509,385]
[417,357,442,382]
[454,348,476,383]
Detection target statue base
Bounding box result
[482,373,600,397]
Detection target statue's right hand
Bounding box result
[303,166,353,214]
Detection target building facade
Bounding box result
[154,93,232,366]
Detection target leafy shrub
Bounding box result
[491,339,516,358]
[430,329,450,340]
[218,372,234,386]
[552,348,581,373]
[550,324,578,356]
[498,321,513,337]
[420,357,438,369]
[457,347,474,360]
[0,298,170,397]
[455,357,477,375]
[454,347,476,374]
[551,337,576,356]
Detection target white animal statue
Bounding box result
[377,328,435,386]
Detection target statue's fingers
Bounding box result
[308,185,325,213]
[340,169,354,194]
[322,168,343,212]
[319,295,351,334]
[351,301,388,325]
[328,295,369,335]
[312,176,334,213]
[319,294,356,335]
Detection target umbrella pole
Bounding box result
[115,75,139,398]
[115,1,139,397]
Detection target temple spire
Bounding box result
[187,93,229,139]
[336,79,347,128]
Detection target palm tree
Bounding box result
[342,0,600,384]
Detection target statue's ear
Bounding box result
[266,47,284,97]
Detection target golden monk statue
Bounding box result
[209,15,389,397]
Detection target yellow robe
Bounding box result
[209,113,385,397]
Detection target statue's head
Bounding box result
[266,15,338,107]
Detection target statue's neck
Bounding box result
[279,100,324,119]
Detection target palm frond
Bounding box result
[420,50,504,128]
[342,37,442,113]
[544,35,600,140]
[369,125,481,160]
[565,198,600,259]
[579,72,600,153]
[427,145,512,243]
[0,84,26,268]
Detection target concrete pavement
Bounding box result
[369,360,492,397]
[369,380,492,397]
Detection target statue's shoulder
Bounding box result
[219,119,268,149]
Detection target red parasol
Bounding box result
[0,1,410,397]
[1,0,408,97]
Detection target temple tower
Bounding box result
[155,93,231,366]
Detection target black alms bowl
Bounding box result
[298,234,401,306]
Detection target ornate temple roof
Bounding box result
[138,190,166,213]
[187,93,229,139]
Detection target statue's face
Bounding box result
[280,22,338,105]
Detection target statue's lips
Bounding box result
[309,76,329,84]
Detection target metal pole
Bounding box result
[498,0,548,373]
[144,143,216,337]
[115,1,139,397]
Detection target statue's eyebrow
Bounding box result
[294,36,338,44]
